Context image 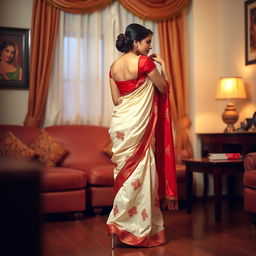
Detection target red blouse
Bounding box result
[109,55,156,96]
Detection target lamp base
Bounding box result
[224,124,236,133]
[222,102,239,133]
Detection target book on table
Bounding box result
[208,153,241,160]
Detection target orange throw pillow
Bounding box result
[0,131,36,160]
[30,129,68,167]
[103,140,113,158]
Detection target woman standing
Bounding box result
[107,23,178,248]
[0,40,22,80]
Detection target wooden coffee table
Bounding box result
[183,158,244,222]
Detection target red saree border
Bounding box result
[114,91,158,194]
[107,223,165,247]
[155,81,178,202]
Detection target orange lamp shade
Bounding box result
[215,77,247,100]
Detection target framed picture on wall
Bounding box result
[0,27,29,89]
[245,0,256,65]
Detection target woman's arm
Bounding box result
[147,54,168,95]
[147,69,166,94]
[149,54,168,80]
[109,78,121,106]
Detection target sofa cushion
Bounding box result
[0,125,39,145]
[41,167,87,192]
[0,131,36,160]
[45,125,112,168]
[244,170,256,189]
[31,129,68,167]
[85,165,115,186]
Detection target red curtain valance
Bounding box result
[45,0,189,20]
[45,0,113,14]
[120,0,189,21]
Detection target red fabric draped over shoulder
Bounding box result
[155,82,178,207]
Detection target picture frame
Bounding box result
[0,27,29,89]
[245,0,256,65]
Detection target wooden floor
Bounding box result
[42,199,256,256]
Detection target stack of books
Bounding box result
[208,153,241,160]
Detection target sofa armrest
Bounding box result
[244,152,256,171]
[175,149,191,164]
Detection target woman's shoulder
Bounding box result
[109,59,119,77]
[109,56,124,78]
[139,55,151,61]
[110,54,139,72]
[138,55,156,74]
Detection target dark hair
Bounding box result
[116,23,153,53]
[0,40,17,63]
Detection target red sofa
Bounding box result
[0,124,189,214]
[244,152,256,227]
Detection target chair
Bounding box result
[243,152,256,228]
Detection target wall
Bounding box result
[220,0,256,123]
[187,0,256,195]
[188,0,255,138]
[0,0,32,125]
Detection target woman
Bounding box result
[107,23,178,249]
[0,40,22,80]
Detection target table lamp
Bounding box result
[215,77,247,133]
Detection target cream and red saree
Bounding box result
[107,63,177,247]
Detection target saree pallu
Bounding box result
[107,77,177,247]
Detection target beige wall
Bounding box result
[220,0,256,124]
[0,0,32,125]
[187,0,256,155]
[187,0,256,195]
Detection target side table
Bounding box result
[183,158,244,222]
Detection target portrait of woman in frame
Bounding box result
[245,0,256,65]
[0,27,29,89]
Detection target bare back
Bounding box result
[109,53,166,105]
[110,54,140,82]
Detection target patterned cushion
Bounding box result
[30,129,68,167]
[0,131,36,160]
[103,140,113,158]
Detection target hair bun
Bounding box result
[116,33,132,53]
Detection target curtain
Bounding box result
[158,14,193,156]
[46,0,188,18]
[119,0,189,20]
[44,1,160,126]
[45,0,113,14]
[24,0,60,127]
[25,0,192,155]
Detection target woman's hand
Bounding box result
[149,54,168,82]
[149,53,165,66]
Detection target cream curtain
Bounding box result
[44,1,160,126]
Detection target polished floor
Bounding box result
[42,198,256,256]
